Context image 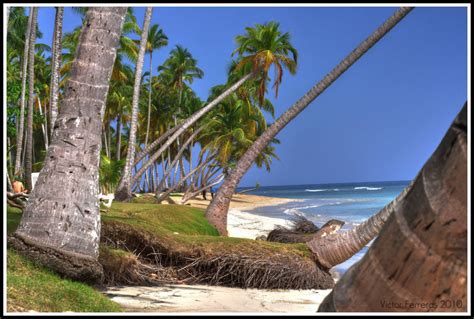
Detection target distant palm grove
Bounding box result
[6,7,292,204]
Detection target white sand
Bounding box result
[227,208,293,239]
[103,284,332,313]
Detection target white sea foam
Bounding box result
[354,186,383,191]
[305,188,340,192]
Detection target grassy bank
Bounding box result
[6,197,333,312]
[6,207,122,313]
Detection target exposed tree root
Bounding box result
[101,221,335,289]
[8,233,103,284]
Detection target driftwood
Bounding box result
[267,215,345,244]
[7,192,29,210]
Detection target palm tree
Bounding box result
[141,24,168,191]
[24,7,38,190]
[115,7,153,201]
[48,7,64,135]
[8,7,128,282]
[233,21,297,105]
[158,45,204,187]
[318,103,467,312]
[205,7,414,235]
[13,7,33,177]
[128,22,298,201]
[144,24,168,147]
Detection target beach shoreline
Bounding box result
[166,192,303,239]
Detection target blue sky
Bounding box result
[34,6,468,187]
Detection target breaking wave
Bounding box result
[354,186,383,191]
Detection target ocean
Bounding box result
[237,180,410,275]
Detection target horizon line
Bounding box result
[237,179,411,189]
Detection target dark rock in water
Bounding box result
[266,215,345,244]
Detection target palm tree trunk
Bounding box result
[181,173,224,204]
[318,103,467,312]
[161,152,168,188]
[144,52,153,147]
[102,125,110,158]
[36,93,49,150]
[128,73,253,197]
[115,111,122,161]
[115,7,152,201]
[14,8,34,177]
[24,7,38,191]
[8,7,127,283]
[156,152,216,203]
[143,53,154,192]
[154,127,203,196]
[134,124,180,166]
[205,7,414,236]
[49,7,63,134]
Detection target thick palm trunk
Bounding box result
[8,7,127,283]
[126,73,253,198]
[115,7,153,201]
[24,7,38,191]
[49,7,64,134]
[307,181,413,268]
[319,103,467,312]
[14,8,34,177]
[206,7,414,236]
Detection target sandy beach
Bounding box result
[168,193,301,239]
[106,193,333,313]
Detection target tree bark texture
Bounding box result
[318,102,467,312]
[8,7,127,283]
[49,7,64,135]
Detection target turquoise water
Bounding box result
[237,180,409,274]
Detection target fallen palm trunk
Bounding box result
[267,216,345,244]
[318,102,467,312]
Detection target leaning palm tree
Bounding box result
[126,21,298,201]
[49,7,64,134]
[115,7,153,201]
[24,7,38,190]
[13,7,33,177]
[8,7,128,283]
[318,102,467,312]
[205,7,414,236]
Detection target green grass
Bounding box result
[6,199,314,311]
[6,206,122,313]
[7,248,122,312]
[104,199,312,258]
